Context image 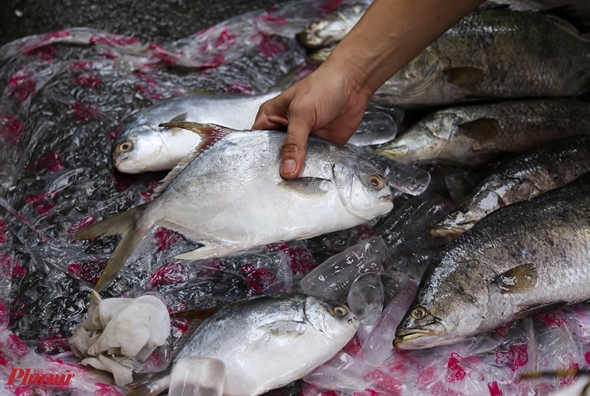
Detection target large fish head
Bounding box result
[377,46,440,100]
[304,296,359,343]
[394,259,490,350]
[112,118,201,173]
[332,160,393,220]
[376,112,459,163]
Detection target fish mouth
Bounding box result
[394,327,445,349]
[428,225,467,238]
[112,153,128,167]
[379,194,392,203]
[375,145,408,158]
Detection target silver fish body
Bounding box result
[430,136,590,237]
[372,9,590,107]
[395,172,590,350]
[112,91,279,173]
[376,99,590,166]
[296,2,369,49]
[173,294,359,395]
[80,124,394,291]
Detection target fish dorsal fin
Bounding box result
[492,263,538,294]
[170,307,218,359]
[151,122,236,199]
[169,112,188,123]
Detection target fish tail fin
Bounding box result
[76,205,152,292]
[76,206,143,239]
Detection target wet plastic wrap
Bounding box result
[1,0,590,395]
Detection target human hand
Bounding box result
[252,64,371,179]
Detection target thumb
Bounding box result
[281,117,311,179]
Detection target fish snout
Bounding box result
[375,144,408,158]
[379,194,392,203]
[394,325,445,350]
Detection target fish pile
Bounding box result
[2,0,590,395]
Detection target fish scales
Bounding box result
[79,124,393,291]
[431,136,590,237]
[376,99,590,166]
[132,294,359,396]
[374,9,590,106]
[113,91,279,173]
[395,173,590,350]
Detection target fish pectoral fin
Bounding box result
[174,242,242,260]
[492,263,538,294]
[259,320,306,338]
[515,301,568,318]
[443,67,486,89]
[277,177,332,197]
[458,118,500,144]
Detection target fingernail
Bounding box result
[281,159,296,175]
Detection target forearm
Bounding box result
[323,0,485,98]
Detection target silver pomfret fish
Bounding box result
[376,99,590,166]
[181,294,358,395]
[430,136,590,237]
[395,172,590,350]
[113,91,279,173]
[80,122,393,291]
[131,294,358,396]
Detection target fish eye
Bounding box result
[410,306,428,320]
[367,175,384,190]
[333,306,348,317]
[118,141,134,152]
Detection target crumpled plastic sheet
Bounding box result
[1,0,589,395]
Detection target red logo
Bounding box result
[6,368,74,390]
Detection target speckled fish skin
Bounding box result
[372,9,590,107]
[173,294,359,395]
[376,99,590,166]
[395,173,590,350]
[296,2,369,49]
[112,91,279,173]
[430,136,590,238]
[79,124,393,291]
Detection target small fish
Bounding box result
[113,92,401,174]
[395,172,590,350]
[430,136,590,237]
[296,2,369,49]
[376,99,590,166]
[80,122,393,291]
[371,8,590,107]
[129,294,358,396]
[112,91,279,173]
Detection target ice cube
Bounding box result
[349,112,398,146]
[300,237,391,302]
[362,279,419,366]
[347,272,384,325]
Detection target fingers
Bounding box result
[253,91,314,179]
[281,117,310,179]
[252,94,290,131]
